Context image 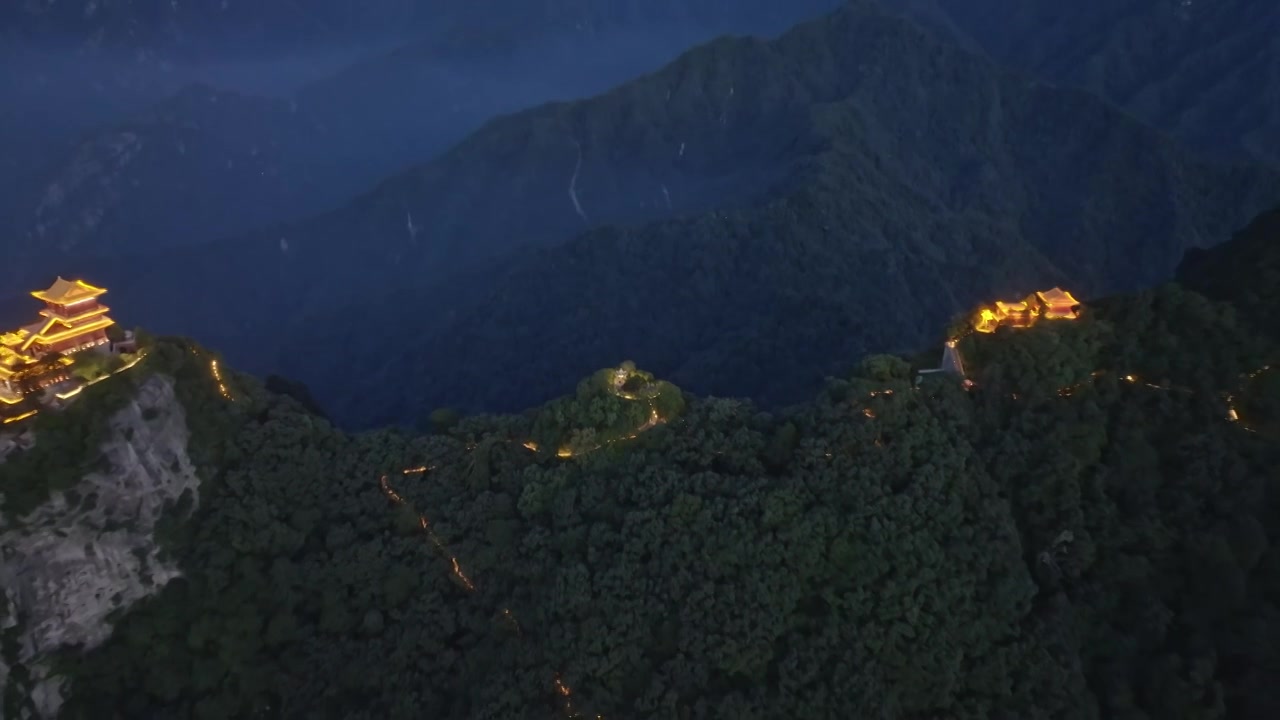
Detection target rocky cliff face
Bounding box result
[0,374,200,718]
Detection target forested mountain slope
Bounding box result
[1,85,334,273]
[898,0,1280,166]
[5,248,1277,718]
[1178,205,1280,342]
[1,2,846,290]
[78,0,1280,425]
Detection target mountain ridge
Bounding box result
[35,0,1280,427]
[269,1,1280,426]
[2,2,850,290]
[898,0,1280,166]
[5,219,1278,717]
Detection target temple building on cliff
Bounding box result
[1,277,116,404]
[1034,287,1082,320]
[973,287,1081,333]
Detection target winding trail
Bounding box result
[209,358,234,402]
[926,334,1271,435]
[523,368,667,458]
[190,346,236,402]
[941,328,1270,432]
[374,369,666,718]
[379,466,596,718]
[1048,365,1269,433]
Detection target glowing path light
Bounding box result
[54,351,147,401]
[501,608,523,636]
[2,409,37,425]
[380,466,595,716]
[1224,364,1271,433]
[379,470,474,590]
[372,369,682,716]
[553,673,585,720]
[209,359,234,401]
[525,369,669,459]
[5,350,147,425]
[1048,365,1273,434]
[188,347,235,402]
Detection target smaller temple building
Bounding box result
[1,277,117,404]
[1035,287,1081,319]
[974,287,1081,333]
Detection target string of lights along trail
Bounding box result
[369,370,667,719]
[372,370,666,719]
[380,467,601,719]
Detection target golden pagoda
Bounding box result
[20,277,115,355]
[0,277,113,402]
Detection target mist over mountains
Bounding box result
[46,0,1275,429]
[0,0,847,288]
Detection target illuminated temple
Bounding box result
[1,277,116,403]
[974,287,1081,333]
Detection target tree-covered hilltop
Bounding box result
[24,254,1275,719]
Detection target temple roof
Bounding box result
[20,318,61,352]
[20,315,114,352]
[0,330,29,348]
[0,346,37,374]
[31,277,107,305]
[995,300,1029,313]
[1037,287,1079,306]
[38,303,110,324]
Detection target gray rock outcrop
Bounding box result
[0,374,200,719]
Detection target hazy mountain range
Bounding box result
[0,0,846,287]
[904,0,1280,166]
[45,0,1274,428]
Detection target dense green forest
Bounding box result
[4,223,1274,718]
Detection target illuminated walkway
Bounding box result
[935,329,1269,432]
[190,347,236,402]
[992,364,1271,432]
[1,351,147,426]
[379,466,598,719]
[369,368,675,717]
[523,367,667,459]
[209,359,234,401]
